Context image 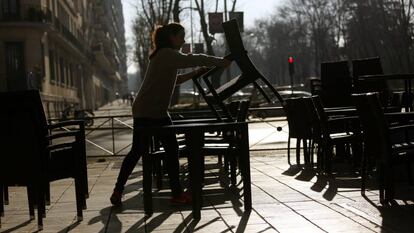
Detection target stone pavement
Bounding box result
[2,102,414,232]
[2,149,414,233]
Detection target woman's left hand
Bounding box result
[195,66,210,76]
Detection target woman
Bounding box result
[110,23,231,205]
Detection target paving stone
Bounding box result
[2,124,414,232]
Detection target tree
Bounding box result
[132,0,182,79]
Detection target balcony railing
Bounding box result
[0,6,88,56]
[0,5,52,23]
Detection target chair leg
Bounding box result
[311,140,316,166]
[74,177,84,221]
[360,151,367,196]
[224,156,230,172]
[287,136,291,165]
[296,139,301,165]
[201,155,206,184]
[143,153,153,216]
[27,186,35,220]
[230,156,237,186]
[377,165,387,204]
[155,158,163,190]
[35,184,44,231]
[303,139,309,165]
[3,186,8,205]
[325,144,333,174]
[45,183,51,205]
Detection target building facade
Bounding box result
[0,0,127,117]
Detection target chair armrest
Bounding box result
[46,131,80,140]
[385,112,414,123]
[328,116,359,122]
[46,142,75,151]
[389,124,414,143]
[48,120,85,130]
[389,124,414,132]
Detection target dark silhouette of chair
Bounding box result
[352,57,391,107]
[309,77,322,96]
[153,101,251,188]
[353,93,414,203]
[193,19,285,121]
[321,60,352,107]
[285,98,313,166]
[0,90,87,230]
[311,96,362,173]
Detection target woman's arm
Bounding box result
[166,49,231,69]
[176,67,210,84]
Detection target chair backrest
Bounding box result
[310,95,330,137]
[0,90,48,183]
[302,97,321,137]
[352,57,390,106]
[352,57,383,82]
[285,98,312,138]
[353,93,390,162]
[321,60,352,107]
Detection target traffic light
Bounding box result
[288,56,294,76]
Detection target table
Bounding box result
[139,122,252,219]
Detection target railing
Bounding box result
[0,5,51,22]
[48,106,287,157]
[0,6,87,55]
[49,115,134,157]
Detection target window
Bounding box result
[49,50,56,82]
[59,57,65,85]
[0,0,20,20]
[70,64,75,87]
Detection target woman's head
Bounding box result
[149,23,185,59]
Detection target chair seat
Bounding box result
[329,132,356,142]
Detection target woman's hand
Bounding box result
[221,58,232,67]
[195,66,210,76]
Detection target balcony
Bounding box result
[0,5,52,23]
[0,5,88,58]
[92,43,114,74]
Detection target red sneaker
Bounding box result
[170,191,192,204]
[110,190,122,206]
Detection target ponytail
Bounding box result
[149,23,184,59]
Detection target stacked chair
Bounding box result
[354,93,414,203]
[314,57,414,203]
[0,90,88,230]
[145,19,286,200]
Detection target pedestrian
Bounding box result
[27,66,42,91]
[110,22,231,206]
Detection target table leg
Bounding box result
[141,135,153,216]
[185,131,203,220]
[239,125,252,211]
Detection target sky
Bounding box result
[121,0,284,73]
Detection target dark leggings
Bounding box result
[114,117,183,198]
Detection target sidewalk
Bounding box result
[2,152,414,233]
[2,102,414,232]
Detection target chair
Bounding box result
[321,60,353,107]
[0,90,87,230]
[153,101,250,188]
[353,93,414,203]
[352,57,391,108]
[311,96,362,173]
[285,97,313,166]
[309,77,322,96]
